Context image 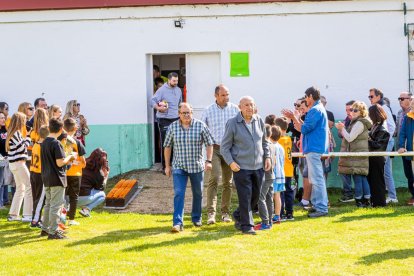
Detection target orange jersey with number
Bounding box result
[30,142,41,173]
[278,135,293,177]
[66,139,85,177]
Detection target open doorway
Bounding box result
[151,54,186,166]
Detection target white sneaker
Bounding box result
[207,213,216,225]
[68,220,80,226]
[386,197,399,204]
[7,215,21,222]
[221,213,232,223]
[79,208,91,217]
[21,216,32,222]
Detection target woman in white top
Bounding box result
[6,112,33,221]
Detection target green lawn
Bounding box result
[1,190,414,275]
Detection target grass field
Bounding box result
[1,189,414,275]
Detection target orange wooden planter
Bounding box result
[106,179,139,207]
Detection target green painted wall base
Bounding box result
[85,124,153,177]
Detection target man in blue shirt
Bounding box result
[293,87,329,218]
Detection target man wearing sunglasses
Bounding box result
[396,91,414,205]
[27,97,48,129]
[368,88,398,204]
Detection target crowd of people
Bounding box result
[152,72,414,235]
[0,98,109,239]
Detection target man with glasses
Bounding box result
[28,97,48,129]
[368,88,397,204]
[201,84,239,225]
[164,103,214,233]
[151,72,182,174]
[396,92,414,205]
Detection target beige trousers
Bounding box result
[206,147,233,215]
[9,161,33,218]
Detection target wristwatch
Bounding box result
[205,160,212,163]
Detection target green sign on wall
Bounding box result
[230,52,249,77]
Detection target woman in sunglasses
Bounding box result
[64,100,89,146]
[336,101,372,207]
[17,102,34,135]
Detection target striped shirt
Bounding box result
[164,118,214,173]
[7,130,31,162]
[201,102,239,145]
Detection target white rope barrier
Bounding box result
[292,151,414,158]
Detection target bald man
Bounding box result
[221,96,271,235]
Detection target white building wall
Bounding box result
[0,0,412,124]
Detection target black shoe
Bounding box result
[232,214,241,231]
[307,207,317,213]
[308,211,328,218]
[355,198,364,208]
[48,231,67,239]
[39,230,49,237]
[193,221,202,227]
[31,221,43,229]
[339,195,355,203]
[242,229,257,235]
[362,198,371,207]
[285,214,295,221]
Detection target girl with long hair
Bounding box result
[31,108,49,144]
[48,104,62,120]
[6,112,33,221]
[64,100,89,146]
[78,148,109,217]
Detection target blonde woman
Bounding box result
[6,112,33,222]
[31,108,49,144]
[17,102,34,136]
[48,104,62,120]
[336,101,372,207]
[64,100,89,145]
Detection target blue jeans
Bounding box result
[384,138,397,199]
[78,189,106,211]
[306,152,328,213]
[172,169,204,226]
[340,174,353,198]
[353,175,371,199]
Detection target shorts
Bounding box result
[273,183,286,192]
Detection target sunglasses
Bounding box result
[351,109,360,113]
[73,103,81,107]
[398,97,411,101]
[294,104,301,107]
[368,95,375,99]
[28,107,34,111]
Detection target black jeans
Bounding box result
[233,169,264,232]
[367,156,386,207]
[281,177,294,216]
[66,176,81,220]
[158,118,179,170]
[402,157,414,198]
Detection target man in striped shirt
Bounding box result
[201,85,239,224]
[164,103,214,233]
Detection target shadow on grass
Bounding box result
[0,225,42,248]
[123,224,236,252]
[65,225,173,247]
[333,208,414,223]
[357,248,414,265]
